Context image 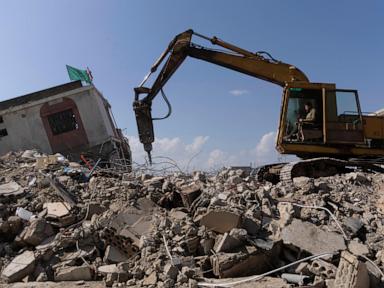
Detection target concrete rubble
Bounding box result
[1,150,384,287]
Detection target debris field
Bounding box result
[1,150,384,287]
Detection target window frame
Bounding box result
[47,108,79,136]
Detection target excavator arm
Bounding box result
[133,29,309,162]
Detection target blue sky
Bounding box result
[0,1,383,169]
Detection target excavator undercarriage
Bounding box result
[255,157,384,184]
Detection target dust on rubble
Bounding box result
[1,149,384,287]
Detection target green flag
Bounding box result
[66,65,92,84]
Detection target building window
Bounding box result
[0,128,8,137]
[47,109,78,135]
[0,116,3,123]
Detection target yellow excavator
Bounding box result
[133,29,384,182]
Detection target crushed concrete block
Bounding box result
[200,210,241,234]
[103,245,128,264]
[180,184,201,208]
[169,210,188,220]
[1,250,35,283]
[186,236,200,255]
[4,216,23,235]
[241,215,260,236]
[345,172,369,183]
[213,233,242,253]
[277,202,294,227]
[20,218,54,246]
[282,219,346,254]
[211,243,281,278]
[35,155,59,169]
[143,271,157,286]
[295,262,310,275]
[309,259,337,278]
[98,264,119,275]
[281,273,310,285]
[54,266,93,281]
[164,263,178,280]
[199,238,215,255]
[293,177,315,193]
[344,217,364,235]
[334,251,370,288]
[86,203,107,220]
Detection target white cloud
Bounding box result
[251,131,279,165]
[254,131,276,155]
[207,149,226,168]
[229,89,249,96]
[186,136,209,154]
[127,135,210,169]
[127,131,290,171]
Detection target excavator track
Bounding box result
[256,157,384,184]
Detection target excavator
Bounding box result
[133,29,384,182]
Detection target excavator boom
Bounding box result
[133,29,309,161]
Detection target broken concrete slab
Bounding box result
[43,202,71,218]
[0,181,24,197]
[1,250,36,283]
[200,210,241,234]
[169,210,188,220]
[213,233,242,253]
[119,228,140,247]
[48,177,76,207]
[282,219,346,254]
[54,266,93,281]
[211,243,281,278]
[103,245,128,264]
[20,218,54,246]
[97,264,119,275]
[130,215,154,236]
[199,276,290,288]
[348,240,369,256]
[97,264,129,286]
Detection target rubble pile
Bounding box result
[1,150,384,287]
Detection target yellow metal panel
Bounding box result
[279,143,384,157]
[363,116,384,139]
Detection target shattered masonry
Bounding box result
[1,150,384,287]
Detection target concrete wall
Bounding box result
[0,85,118,156]
[0,104,52,154]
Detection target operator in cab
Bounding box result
[284,102,317,142]
[299,102,316,123]
[297,102,317,141]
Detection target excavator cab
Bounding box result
[278,82,365,157]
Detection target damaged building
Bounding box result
[0,81,131,165]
